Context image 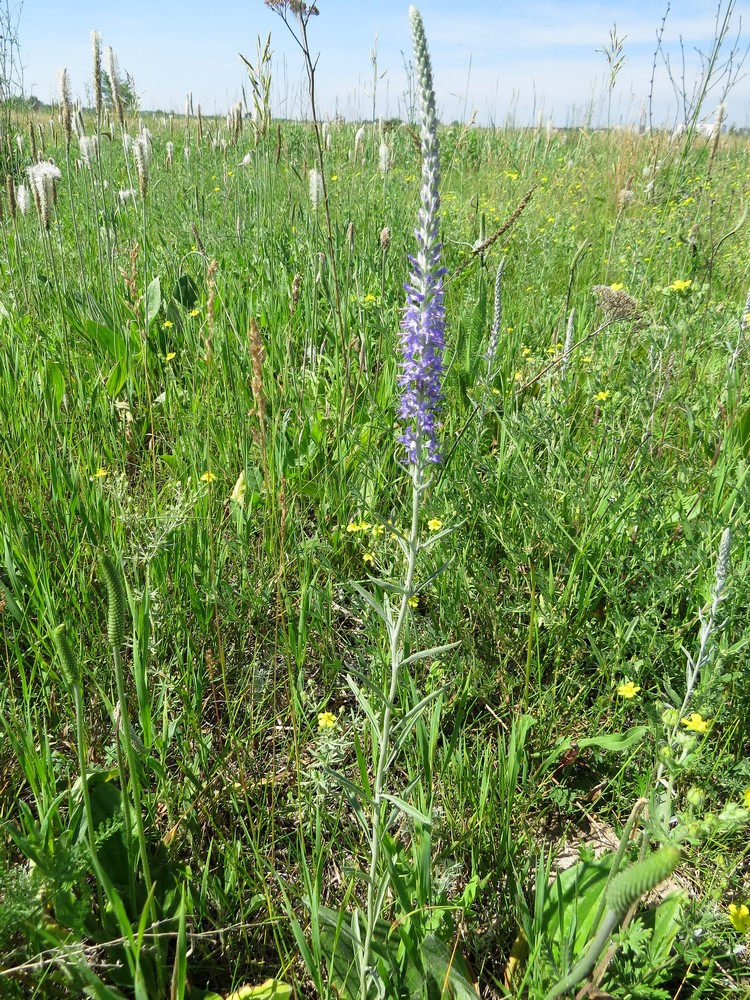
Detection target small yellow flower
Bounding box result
[331,174,338,182]
[427,517,443,531]
[609,282,625,291]
[363,293,377,303]
[743,788,750,809]
[317,710,337,730]
[617,680,641,699]
[408,596,419,608]
[201,471,217,483]
[370,524,384,537]
[213,185,220,192]
[165,351,176,361]
[582,355,592,363]
[594,390,611,401]
[681,711,709,733]
[162,320,173,329]
[668,278,692,292]
[728,903,750,933]
[189,308,200,317]
[346,520,371,533]
[522,346,532,357]
[91,467,108,480]
[362,552,375,566]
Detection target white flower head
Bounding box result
[16,184,29,214]
[309,167,323,209]
[353,125,365,161]
[378,141,391,175]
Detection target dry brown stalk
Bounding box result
[454,185,537,279]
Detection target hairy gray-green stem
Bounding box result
[360,466,424,998]
[655,527,730,828]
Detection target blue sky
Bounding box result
[18,1,750,128]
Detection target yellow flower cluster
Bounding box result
[728,902,750,933]
[346,520,371,533]
[348,516,443,538]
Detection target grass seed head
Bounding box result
[100,555,127,649]
[6,175,16,218]
[133,134,149,198]
[91,31,102,121]
[58,68,72,148]
[105,45,124,130]
[52,625,80,687]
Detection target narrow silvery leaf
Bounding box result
[350,581,387,622]
[346,675,385,738]
[381,793,432,829]
[401,641,460,667]
[322,766,373,808]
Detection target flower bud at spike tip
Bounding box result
[100,556,127,649]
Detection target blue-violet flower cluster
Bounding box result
[398,6,445,470]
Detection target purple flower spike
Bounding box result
[399,7,445,471]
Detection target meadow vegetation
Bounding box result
[0,5,749,998]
